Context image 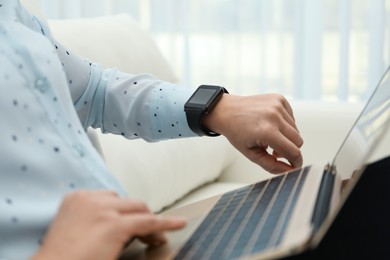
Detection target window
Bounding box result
[38,0,390,101]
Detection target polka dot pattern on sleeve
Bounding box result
[0,3,126,259]
[100,71,195,141]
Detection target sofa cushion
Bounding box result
[48,14,178,83]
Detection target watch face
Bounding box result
[187,88,218,106]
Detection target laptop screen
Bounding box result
[331,66,390,181]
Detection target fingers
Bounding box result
[85,191,150,214]
[127,215,187,234]
[279,105,298,132]
[271,133,303,169]
[249,121,303,173]
[279,119,304,149]
[138,232,168,247]
[271,97,303,169]
[122,214,187,245]
[250,147,296,174]
[114,199,150,214]
[279,95,295,120]
[97,193,186,247]
[257,131,302,173]
[111,197,186,247]
[263,94,301,147]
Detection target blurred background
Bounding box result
[37,0,390,102]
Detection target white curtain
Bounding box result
[38,0,390,102]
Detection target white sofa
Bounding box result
[25,1,389,213]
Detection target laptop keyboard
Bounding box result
[174,166,310,260]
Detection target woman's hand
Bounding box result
[203,93,304,174]
[32,190,186,260]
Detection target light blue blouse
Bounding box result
[0,1,196,259]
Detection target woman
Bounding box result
[0,1,303,259]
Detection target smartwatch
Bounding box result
[184,85,228,136]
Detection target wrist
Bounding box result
[31,243,68,260]
[201,93,232,136]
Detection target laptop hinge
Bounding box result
[311,164,336,233]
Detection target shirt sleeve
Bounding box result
[20,5,197,142]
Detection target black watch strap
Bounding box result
[185,109,221,136]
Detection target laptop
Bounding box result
[120,66,390,260]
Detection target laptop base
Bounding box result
[284,155,390,260]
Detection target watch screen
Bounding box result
[188,88,216,105]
